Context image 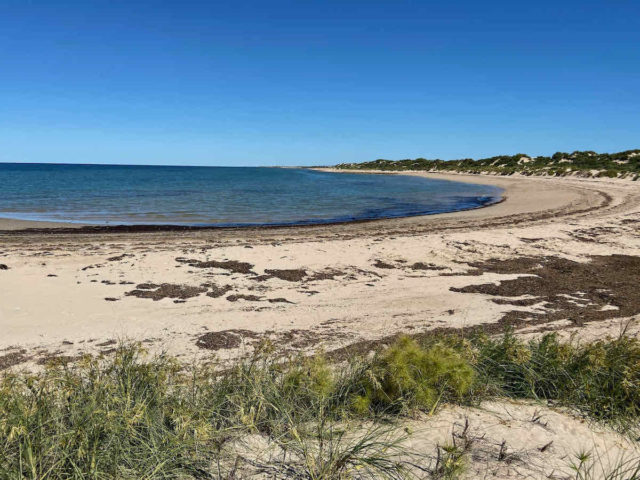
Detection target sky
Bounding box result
[0,0,639,166]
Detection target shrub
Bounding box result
[283,353,335,403]
[598,169,619,178]
[351,336,474,415]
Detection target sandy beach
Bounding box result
[2,171,640,476]
[4,3,639,475]
[1,171,638,364]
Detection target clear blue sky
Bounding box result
[1,0,638,166]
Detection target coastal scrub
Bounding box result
[1,332,640,478]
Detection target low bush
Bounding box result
[350,336,475,415]
[598,169,620,178]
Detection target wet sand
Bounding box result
[1,171,639,368]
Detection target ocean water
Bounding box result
[0,164,503,226]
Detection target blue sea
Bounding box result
[0,164,503,227]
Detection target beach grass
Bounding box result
[569,450,640,480]
[1,331,640,478]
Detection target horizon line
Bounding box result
[0,161,309,168]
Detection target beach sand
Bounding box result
[1,171,639,364]
[2,171,640,475]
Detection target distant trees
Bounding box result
[334,149,640,177]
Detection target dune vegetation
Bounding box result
[335,150,640,179]
[1,330,640,478]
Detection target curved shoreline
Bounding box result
[0,195,504,234]
[0,169,503,233]
[0,169,610,236]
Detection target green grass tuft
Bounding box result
[474,330,640,433]
[350,336,474,415]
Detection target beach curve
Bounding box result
[0,169,614,235]
[1,173,639,369]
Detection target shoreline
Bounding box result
[0,193,504,234]
[0,168,505,233]
[0,169,603,234]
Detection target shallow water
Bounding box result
[0,164,503,226]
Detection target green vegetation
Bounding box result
[474,331,640,430]
[335,149,640,178]
[1,331,640,478]
[350,338,474,415]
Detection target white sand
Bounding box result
[1,172,639,363]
